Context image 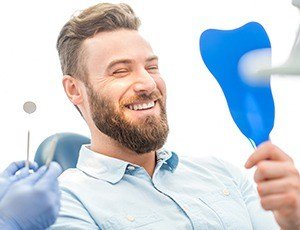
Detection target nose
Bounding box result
[132,70,156,95]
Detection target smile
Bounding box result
[125,101,156,111]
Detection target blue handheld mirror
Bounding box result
[200,22,275,147]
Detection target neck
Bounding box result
[90,131,156,177]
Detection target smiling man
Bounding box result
[51,3,300,230]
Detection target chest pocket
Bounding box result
[197,185,253,230]
[101,212,163,230]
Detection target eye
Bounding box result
[147,65,159,73]
[112,69,129,76]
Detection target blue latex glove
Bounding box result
[0,162,62,230]
[0,161,38,200]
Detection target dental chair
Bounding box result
[34,132,90,171]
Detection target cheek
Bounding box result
[155,76,167,97]
[105,80,132,104]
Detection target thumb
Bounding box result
[35,162,62,188]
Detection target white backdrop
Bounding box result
[0,0,299,175]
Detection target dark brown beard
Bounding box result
[86,84,169,154]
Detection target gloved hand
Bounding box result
[0,162,62,230]
[0,161,38,200]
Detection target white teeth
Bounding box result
[147,102,154,107]
[127,101,155,111]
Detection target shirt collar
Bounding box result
[76,145,179,184]
[156,148,179,172]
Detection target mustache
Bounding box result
[121,91,163,107]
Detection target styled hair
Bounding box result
[56,3,141,83]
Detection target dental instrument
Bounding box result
[23,101,36,168]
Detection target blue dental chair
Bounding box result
[34,133,90,171]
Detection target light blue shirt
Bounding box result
[51,145,279,229]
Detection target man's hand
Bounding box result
[245,141,300,230]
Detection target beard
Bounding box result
[86,84,169,154]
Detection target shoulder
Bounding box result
[179,155,240,174]
[59,168,86,181]
[177,155,245,185]
[59,168,86,185]
[51,169,100,229]
[58,168,98,195]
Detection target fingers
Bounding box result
[253,161,299,183]
[20,165,47,185]
[35,162,62,188]
[245,141,300,226]
[245,141,292,169]
[44,162,63,180]
[257,177,300,197]
[2,161,38,177]
[260,191,299,211]
[10,167,32,182]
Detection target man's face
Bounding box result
[83,29,169,154]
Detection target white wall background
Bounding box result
[0,0,299,175]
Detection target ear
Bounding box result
[62,75,85,106]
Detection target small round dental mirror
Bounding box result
[23,101,37,168]
[23,101,36,114]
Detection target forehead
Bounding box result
[83,29,155,72]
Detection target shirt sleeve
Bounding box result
[216,158,280,229]
[50,186,100,230]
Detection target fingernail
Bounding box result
[244,161,250,168]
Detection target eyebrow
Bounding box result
[146,55,159,63]
[106,55,159,71]
[106,59,132,71]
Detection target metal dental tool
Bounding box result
[23,101,37,168]
[45,134,59,168]
[241,0,300,79]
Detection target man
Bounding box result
[51,3,300,229]
[0,161,62,229]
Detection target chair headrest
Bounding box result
[34,132,90,171]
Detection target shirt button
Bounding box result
[222,188,230,196]
[127,165,135,171]
[161,152,168,157]
[126,215,135,222]
[183,205,189,211]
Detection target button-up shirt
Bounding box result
[51,145,279,229]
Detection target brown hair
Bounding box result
[56,3,141,83]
